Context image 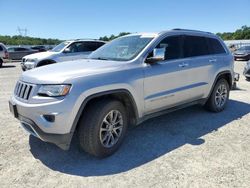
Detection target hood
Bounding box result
[20,59,126,84]
[23,51,58,59]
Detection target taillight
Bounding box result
[4,51,9,59]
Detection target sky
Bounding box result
[0,0,249,40]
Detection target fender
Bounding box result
[69,89,139,136]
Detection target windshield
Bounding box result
[51,41,70,52]
[238,46,250,51]
[89,35,153,61]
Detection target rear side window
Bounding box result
[207,38,226,54]
[81,42,105,52]
[69,42,105,52]
[183,36,210,58]
[0,46,3,51]
[156,36,182,60]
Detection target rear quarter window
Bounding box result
[207,38,226,54]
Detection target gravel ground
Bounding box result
[0,61,249,188]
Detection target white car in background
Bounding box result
[21,39,105,71]
[0,43,9,67]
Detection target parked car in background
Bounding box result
[10,29,234,157]
[233,45,250,61]
[0,43,9,67]
[21,39,105,71]
[30,45,47,52]
[243,61,250,80]
[8,47,38,60]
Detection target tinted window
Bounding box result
[15,48,29,51]
[8,48,14,52]
[156,36,182,60]
[183,36,210,57]
[207,38,226,54]
[0,46,3,51]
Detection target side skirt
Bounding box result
[137,99,207,125]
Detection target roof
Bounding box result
[65,39,106,43]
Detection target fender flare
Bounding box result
[69,89,139,135]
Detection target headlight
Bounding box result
[38,85,71,97]
[24,62,35,69]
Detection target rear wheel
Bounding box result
[205,78,230,112]
[78,99,128,158]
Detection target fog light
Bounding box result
[43,115,55,122]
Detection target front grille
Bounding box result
[15,81,33,100]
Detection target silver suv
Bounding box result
[21,39,105,71]
[0,43,9,67]
[9,29,234,157]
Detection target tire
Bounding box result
[205,78,230,112]
[78,99,128,158]
[246,77,250,81]
[0,59,3,68]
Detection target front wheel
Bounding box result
[205,78,230,112]
[78,99,128,158]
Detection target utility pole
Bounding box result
[17,27,28,36]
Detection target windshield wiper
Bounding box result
[91,57,109,60]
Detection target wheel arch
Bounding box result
[207,70,233,101]
[37,59,56,67]
[70,89,139,136]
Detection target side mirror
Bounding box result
[63,48,71,53]
[146,48,165,64]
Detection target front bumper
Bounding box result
[9,94,77,150]
[19,115,72,150]
[234,54,250,60]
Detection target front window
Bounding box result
[89,35,154,61]
[51,41,70,52]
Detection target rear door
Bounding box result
[181,35,213,98]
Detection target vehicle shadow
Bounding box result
[1,65,16,68]
[29,99,250,177]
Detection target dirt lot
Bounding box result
[0,61,249,188]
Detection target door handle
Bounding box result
[178,63,189,67]
[209,59,217,63]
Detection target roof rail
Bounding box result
[172,28,212,34]
[64,38,101,41]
